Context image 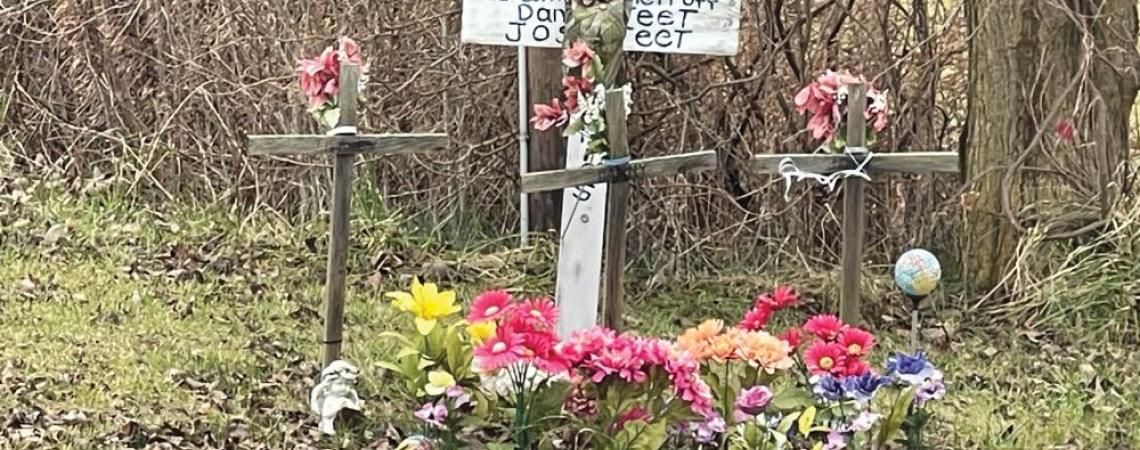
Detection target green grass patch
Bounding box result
[0,180,1137,449]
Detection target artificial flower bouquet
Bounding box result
[294,37,367,130]
[704,290,947,450]
[794,70,890,152]
[375,280,945,450]
[531,41,631,157]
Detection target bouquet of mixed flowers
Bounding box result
[294,37,366,130]
[700,290,946,450]
[374,280,945,450]
[794,70,890,152]
[530,41,631,158]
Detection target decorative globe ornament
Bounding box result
[894,249,942,298]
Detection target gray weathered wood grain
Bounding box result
[750,151,960,174]
[521,150,717,193]
[247,134,448,156]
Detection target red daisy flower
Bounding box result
[837,327,875,357]
[804,341,847,376]
[738,306,772,331]
[474,330,527,372]
[467,290,514,323]
[769,286,799,309]
[841,358,870,378]
[804,315,845,341]
[778,327,802,349]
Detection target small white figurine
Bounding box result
[309,360,364,435]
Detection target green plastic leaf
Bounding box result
[770,387,813,412]
[395,347,420,359]
[777,411,800,434]
[877,386,918,448]
[377,331,414,347]
[798,405,817,436]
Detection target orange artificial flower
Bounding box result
[737,330,794,373]
[677,319,725,360]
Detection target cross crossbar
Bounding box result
[750,151,960,175]
[520,150,717,193]
[248,133,447,156]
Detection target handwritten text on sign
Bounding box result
[460,0,741,56]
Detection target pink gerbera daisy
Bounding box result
[837,327,876,357]
[804,341,847,376]
[738,306,772,331]
[804,314,845,341]
[778,327,802,349]
[474,330,527,372]
[467,290,514,323]
[508,298,558,330]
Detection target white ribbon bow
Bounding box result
[778,150,874,201]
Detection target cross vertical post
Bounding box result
[322,64,360,365]
[247,62,447,367]
[840,83,868,324]
[601,90,631,330]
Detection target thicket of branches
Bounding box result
[0,1,978,275]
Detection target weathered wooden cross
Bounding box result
[247,63,448,365]
[461,0,743,334]
[749,83,959,323]
[521,91,717,332]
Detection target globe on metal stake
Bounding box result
[893,249,942,352]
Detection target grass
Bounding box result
[1,178,1138,449]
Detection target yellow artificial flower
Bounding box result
[467,320,497,345]
[385,278,461,335]
[424,370,456,396]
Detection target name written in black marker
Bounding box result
[504,0,567,45]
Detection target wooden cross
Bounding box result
[247,63,448,365]
[749,83,959,323]
[521,90,717,331]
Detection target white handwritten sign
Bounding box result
[461,0,742,56]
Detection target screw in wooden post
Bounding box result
[601,89,631,331]
[840,82,868,324]
[322,63,360,366]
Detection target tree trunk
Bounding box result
[964,0,1140,290]
[526,47,567,232]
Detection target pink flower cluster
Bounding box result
[531,41,597,132]
[295,37,363,107]
[556,326,716,417]
[470,291,566,373]
[737,285,799,332]
[801,315,877,378]
[794,70,889,142]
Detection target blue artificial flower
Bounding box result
[885,352,942,386]
[841,372,892,405]
[812,374,845,401]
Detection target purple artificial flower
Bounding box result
[812,374,845,401]
[915,378,946,407]
[841,372,892,405]
[885,352,942,386]
[414,402,448,428]
[734,385,774,421]
[690,413,726,443]
[823,431,848,450]
[846,411,881,432]
[445,385,471,409]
